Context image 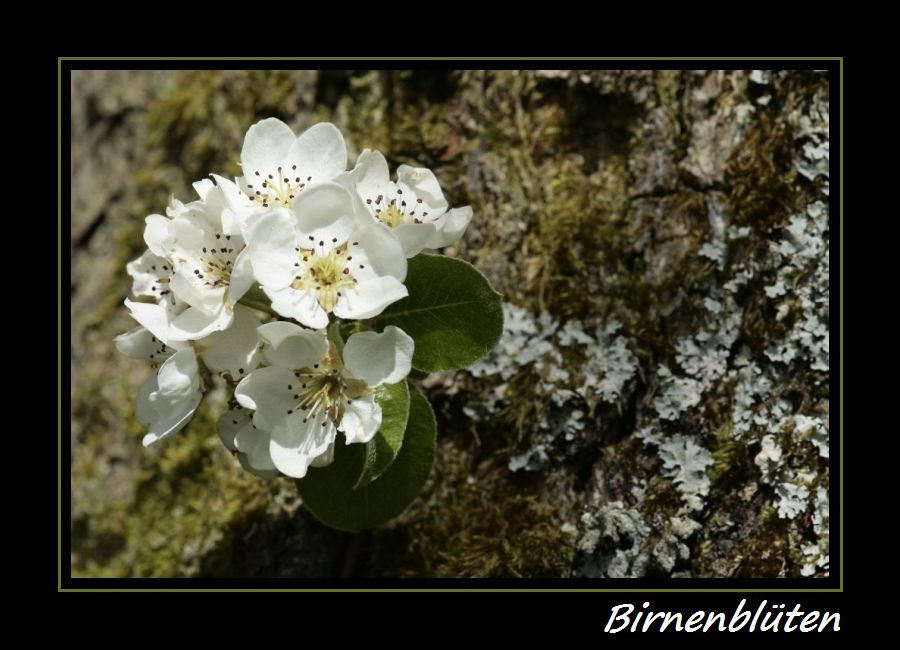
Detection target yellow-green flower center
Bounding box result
[367,190,429,228]
[246,165,311,208]
[379,203,406,228]
[291,243,358,312]
[287,344,372,423]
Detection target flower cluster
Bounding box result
[117,119,472,478]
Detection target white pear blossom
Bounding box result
[115,345,202,447]
[233,323,413,478]
[217,405,338,479]
[123,244,186,352]
[338,148,472,257]
[248,182,408,329]
[118,304,264,379]
[115,324,181,364]
[117,305,265,445]
[237,118,347,211]
[117,118,489,500]
[165,175,259,237]
[135,349,202,447]
[125,250,183,324]
[126,250,174,300]
[141,178,257,341]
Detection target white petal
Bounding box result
[168,272,227,314]
[169,216,215,257]
[343,325,414,387]
[240,118,296,178]
[115,326,173,362]
[396,164,449,215]
[199,305,263,377]
[341,148,391,206]
[166,195,188,218]
[247,209,299,291]
[141,396,201,447]
[210,174,256,235]
[292,182,357,245]
[352,222,408,281]
[235,425,279,478]
[192,178,215,200]
[199,181,228,217]
[124,299,172,345]
[238,209,268,241]
[220,209,239,238]
[232,417,256,452]
[393,222,436,259]
[142,349,202,446]
[234,366,297,432]
[269,409,337,478]
[310,442,335,468]
[226,248,254,305]
[426,205,473,249]
[168,304,232,341]
[349,188,379,229]
[257,322,328,369]
[126,251,170,298]
[334,276,407,321]
[135,374,158,428]
[144,214,172,257]
[159,292,186,322]
[220,409,277,479]
[265,286,330,329]
[286,122,347,183]
[217,408,246,451]
[210,174,251,211]
[339,394,382,444]
[154,348,200,399]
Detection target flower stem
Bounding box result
[327,319,345,356]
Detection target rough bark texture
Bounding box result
[70,69,830,578]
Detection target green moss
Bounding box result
[367,439,576,578]
[71,401,271,577]
[146,71,319,183]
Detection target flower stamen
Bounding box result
[368,188,433,228]
[290,242,358,313]
[288,344,373,424]
[248,165,312,208]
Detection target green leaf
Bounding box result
[353,380,410,490]
[296,383,436,532]
[376,254,504,372]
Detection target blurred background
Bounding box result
[70,69,831,578]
